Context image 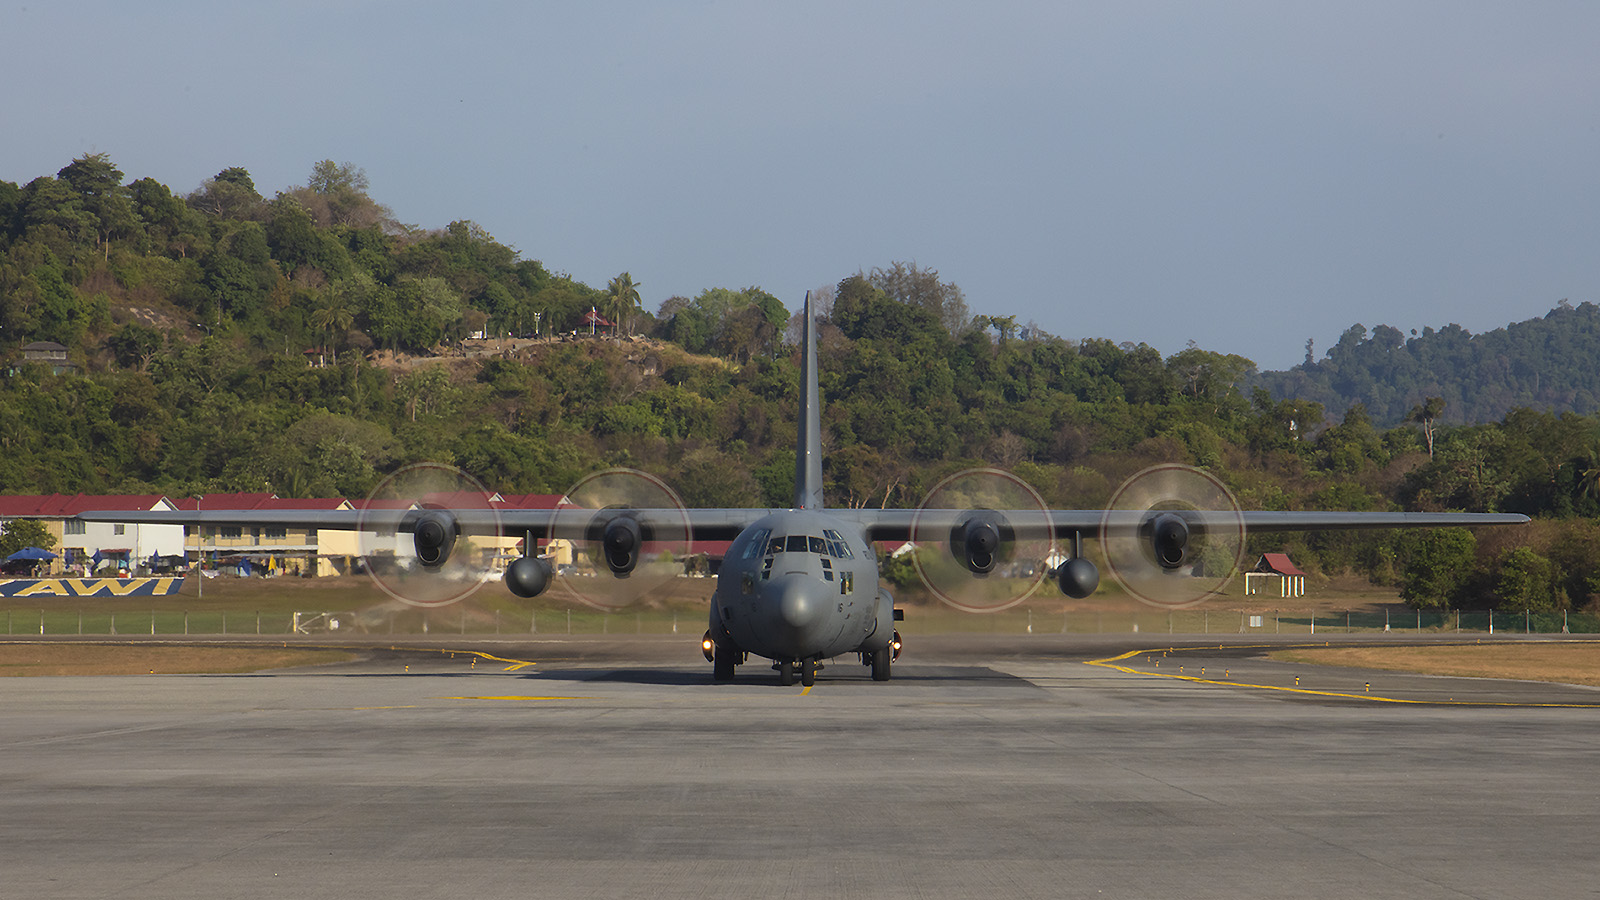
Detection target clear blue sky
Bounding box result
[5,1,1597,370]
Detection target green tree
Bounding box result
[57,153,137,261]
[189,167,263,219]
[0,519,57,556]
[867,261,970,337]
[1396,528,1476,609]
[1409,396,1446,457]
[1495,546,1561,612]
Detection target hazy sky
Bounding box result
[5,1,1597,370]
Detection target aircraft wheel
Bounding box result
[778,660,797,686]
[800,658,816,687]
[870,646,891,682]
[713,644,736,682]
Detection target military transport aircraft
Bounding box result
[83,295,1527,686]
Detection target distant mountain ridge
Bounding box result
[1253,301,1600,427]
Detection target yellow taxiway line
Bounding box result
[1085,644,1600,708]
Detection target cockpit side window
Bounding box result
[768,537,784,555]
[743,529,770,560]
[823,529,854,559]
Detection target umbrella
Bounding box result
[5,547,57,562]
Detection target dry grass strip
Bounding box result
[1273,643,1600,687]
[0,644,357,676]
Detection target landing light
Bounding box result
[701,632,716,663]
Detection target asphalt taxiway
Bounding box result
[3,634,1598,899]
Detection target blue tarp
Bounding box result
[5,547,57,561]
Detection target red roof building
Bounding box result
[0,494,184,573]
[1245,553,1307,598]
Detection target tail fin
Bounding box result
[794,292,825,510]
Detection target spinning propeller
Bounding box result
[910,468,1055,613]
[1099,464,1245,608]
[357,463,503,608]
[550,468,692,611]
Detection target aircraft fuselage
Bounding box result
[707,510,895,677]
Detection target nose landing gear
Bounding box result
[775,658,819,687]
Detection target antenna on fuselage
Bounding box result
[794,291,824,510]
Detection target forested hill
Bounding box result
[1253,302,1600,427]
[9,154,1600,610]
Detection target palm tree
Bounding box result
[607,272,642,338]
[309,295,355,365]
[1579,448,1600,503]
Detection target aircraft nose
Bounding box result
[777,576,823,631]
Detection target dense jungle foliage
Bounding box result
[3,155,1600,612]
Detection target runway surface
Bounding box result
[4,634,1599,899]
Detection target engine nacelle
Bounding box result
[950,512,1009,575]
[408,509,458,568]
[601,515,643,576]
[505,556,553,598]
[1147,512,1190,569]
[1056,557,1100,598]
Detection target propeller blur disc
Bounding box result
[1100,464,1244,609]
[553,468,692,611]
[910,468,1054,613]
[357,463,502,608]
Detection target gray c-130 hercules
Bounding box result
[82,294,1527,686]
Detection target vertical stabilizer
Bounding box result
[794,292,825,510]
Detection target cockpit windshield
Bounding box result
[764,530,855,559]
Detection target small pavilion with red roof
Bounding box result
[1244,552,1307,598]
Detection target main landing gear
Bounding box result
[869,646,891,682]
[863,630,901,682]
[713,644,738,682]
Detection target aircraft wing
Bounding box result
[832,508,1530,543]
[81,507,1528,541]
[76,507,773,542]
